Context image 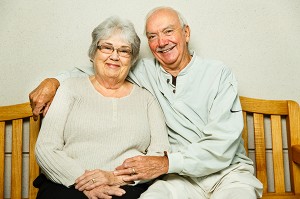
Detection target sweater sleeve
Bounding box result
[145,96,170,156]
[35,81,85,187]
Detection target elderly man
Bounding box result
[30,7,262,199]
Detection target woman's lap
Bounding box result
[34,174,148,199]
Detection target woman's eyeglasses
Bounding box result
[97,44,132,58]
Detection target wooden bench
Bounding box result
[0,102,40,199]
[0,97,299,198]
[240,96,300,198]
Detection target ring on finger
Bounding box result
[131,168,136,175]
[91,178,96,183]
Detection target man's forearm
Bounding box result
[54,66,93,83]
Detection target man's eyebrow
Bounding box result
[163,25,176,30]
[146,32,154,35]
[146,25,176,35]
[146,30,158,36]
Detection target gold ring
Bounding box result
[132,168,136,175]
[92,178,96,183]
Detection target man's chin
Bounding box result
[157,54,177,65]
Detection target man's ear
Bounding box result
[184,25,191,43]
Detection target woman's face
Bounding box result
[92,32,132,82]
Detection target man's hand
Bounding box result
[114,155,169,182]
[83,185,126,199]
[29,78,60,120]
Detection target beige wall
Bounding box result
[1,1,300,197]
[0,0,300,105]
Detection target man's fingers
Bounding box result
[122,173,142,182]
[33,115,38,121]
[42,102,51,117]
[30,96,47,119]
[114,168,134,176]
[32,106,44,119]
[29,78,60,118]
[115,165,125,170]
[115,158,139,171]
[116,156,139,170]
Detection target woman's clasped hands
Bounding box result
[75,169,132,199]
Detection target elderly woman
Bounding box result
[34,16,169,199]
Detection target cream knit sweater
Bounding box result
[35,77,170,187]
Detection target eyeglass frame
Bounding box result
[97,43,132,58]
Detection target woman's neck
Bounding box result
[90,76,133,98]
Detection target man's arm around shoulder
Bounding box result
[29,66,92,120]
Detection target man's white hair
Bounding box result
[144,6,188,35]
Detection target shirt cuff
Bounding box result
[167,152,184,174]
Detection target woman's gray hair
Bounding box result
[88,16,140,64]
[144,6,188,34]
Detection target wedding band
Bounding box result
[131,168,136,175]
[92,178,96,183]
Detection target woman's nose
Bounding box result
[109,50,120,60]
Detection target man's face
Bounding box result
[146,9,190,73]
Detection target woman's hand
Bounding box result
[75,169,128,191]
[83,185,126,199]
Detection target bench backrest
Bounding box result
[0,102,40,199]
[240,96,300,198]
